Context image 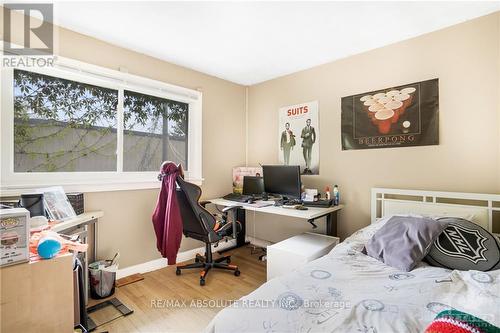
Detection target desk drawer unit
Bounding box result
[267,232,339,281]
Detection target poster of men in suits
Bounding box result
[278,101,319,175]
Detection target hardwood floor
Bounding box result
[88,247,266,332]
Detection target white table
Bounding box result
[51,211,103,259]
[208,198,343,248]
[51,211,103,232]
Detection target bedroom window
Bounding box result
[1,58,202,193]
[123,90,188,171]
[13,69,119,172]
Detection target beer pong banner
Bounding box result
[278,101,319,175]
[341,79,439,150]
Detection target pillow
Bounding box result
[404,212,475,221]
[425,217,500,271]
[363,216,447,271]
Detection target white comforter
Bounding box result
[205,220,500,333]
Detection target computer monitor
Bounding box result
[262,165,301,199]
[242,176,264,196]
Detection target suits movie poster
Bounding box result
[278,101,319,175]
[341,79,439,150]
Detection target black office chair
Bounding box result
[175,175,242,286]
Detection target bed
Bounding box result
[204,188,500,333]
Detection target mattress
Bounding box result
[204,219,500,333]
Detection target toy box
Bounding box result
[1,208,30,267]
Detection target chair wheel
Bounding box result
[200,278,205,286]
[234,269,240,277]
[176,268,181,275]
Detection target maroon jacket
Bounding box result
[152,162,183,264]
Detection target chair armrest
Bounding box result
[222,205,243,214]
[199,200,211,208]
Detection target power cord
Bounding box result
[248,209,267,261]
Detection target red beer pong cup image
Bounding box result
[386,90,400,98]
[368,103,385,122]
[377,96,392,105]
[384,100,404,123]
[394,93,411,110]
[400,87,416,104]
[401,87,416,95]
[374,108,395,134]
[360,95,372,102]
[363,98,377,112]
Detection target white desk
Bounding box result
[51,211,103,232]
[51,211,103,258]
[208,198,343,248]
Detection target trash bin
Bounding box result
[89,260,118,299]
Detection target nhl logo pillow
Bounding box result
[425,217,500,271]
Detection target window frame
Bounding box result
[1,56,202,195]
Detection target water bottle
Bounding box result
[333,185,340,206]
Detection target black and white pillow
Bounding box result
[425,217,500,271]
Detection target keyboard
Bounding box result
[274,198,302,206]
[223,193,253,203]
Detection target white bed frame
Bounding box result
[371,188,500,235]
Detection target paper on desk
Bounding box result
[242,201,274,208]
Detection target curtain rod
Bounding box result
[2,41,200,100]
[53,62,200,101]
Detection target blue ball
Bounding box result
[38,238,62,259]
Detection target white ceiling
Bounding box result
[52,1,500,85]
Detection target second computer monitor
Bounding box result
[243,176,264,196]
[262,165,301,199]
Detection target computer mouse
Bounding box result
[246,198,254,204]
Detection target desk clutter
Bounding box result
[1,186,82,221]
[1,187,87,266]
[224,164,341,210]
[211,164,344,253]
[0,209,90,267]
[0,186,130,332]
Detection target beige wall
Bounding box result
[1,7,247,267]
[247,12,500,242]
